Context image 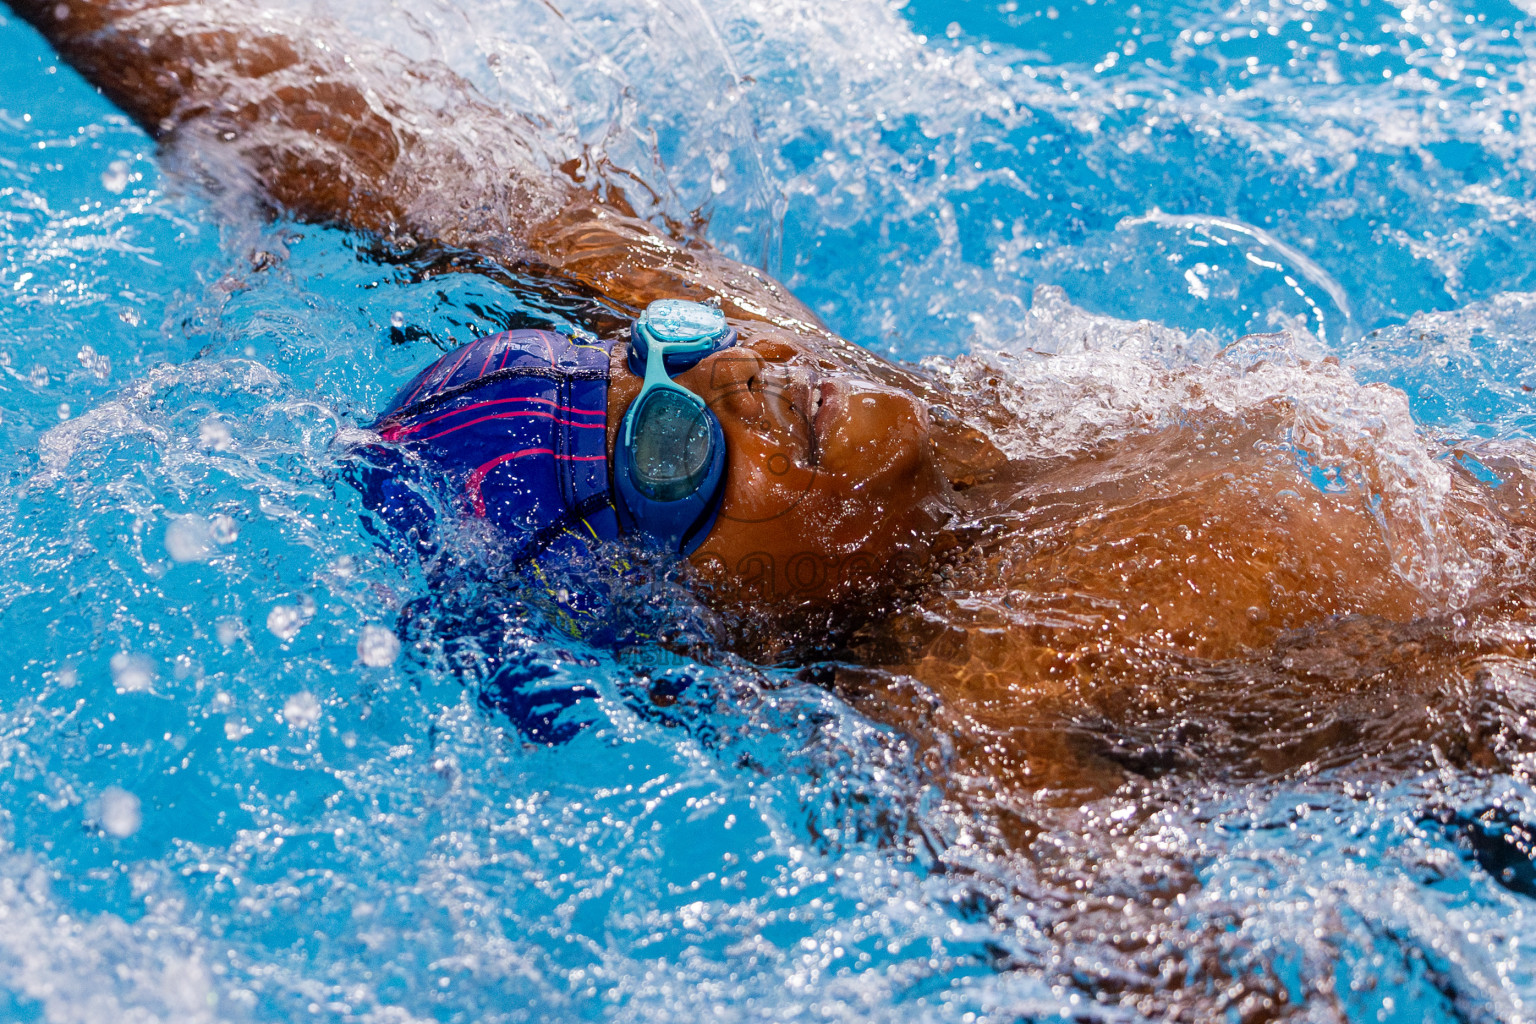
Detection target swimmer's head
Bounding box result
[366,306,956,616]
[606,310,951,608]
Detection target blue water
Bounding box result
[1,1,1534,1021]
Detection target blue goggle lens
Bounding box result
[630,389,714,502]
[614,299,735,554]
[628,300,737,376]
[643,299,729,342]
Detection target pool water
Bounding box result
[0,0,1534,1021]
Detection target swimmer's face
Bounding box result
[607,328,948,606]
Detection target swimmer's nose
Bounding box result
[687,346,769,419]
[681,335,812,421]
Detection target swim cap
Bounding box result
[359,329,619,563]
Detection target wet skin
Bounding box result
[605,332,951,608]
[16,4,1536,1017]
[13,0,1536,793]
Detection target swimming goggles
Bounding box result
[613,299,737,554]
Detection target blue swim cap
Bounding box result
[358,329,619,564]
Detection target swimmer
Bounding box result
[12,0,1536,818]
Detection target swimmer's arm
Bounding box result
[12,0,1007,483]
[8,0,820,331]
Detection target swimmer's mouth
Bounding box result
[795,367,841,469]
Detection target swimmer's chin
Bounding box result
[686,519,942,661]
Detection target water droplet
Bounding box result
[283,691,321,729]
[109,651,156,692]
[266,603,312,641]
[215,617,246,648]
[100,159,130,195]
[198,418,233,451]
[164,514,237,562]
[98,787,141,838]
[208,514,239,545]
[357,625,401,668]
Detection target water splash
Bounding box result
[3,1,1536,1021]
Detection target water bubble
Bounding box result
[54,664,78,688]
[100,159,130,194]
[390,311,405,328]
[266,602,312,641]
[109,652,156,693]
[97,787,142,838]
[55,403,70,421]
[357,624,401,667]
[215,617,246,648]
[28,364,48,387]
[198,417,233,451]
[164,514,237,563]
[283,691,321,729]
[223,715,252,741]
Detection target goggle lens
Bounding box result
[614,299,736,554]
[643,299,729,342]
[629,388,714,502]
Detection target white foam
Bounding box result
[96,787,142,838]
[282,690,322,729]
[357,624,401,668]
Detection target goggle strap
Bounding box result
[623,339,693,449]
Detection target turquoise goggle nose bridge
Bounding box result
[613,300,737,554]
